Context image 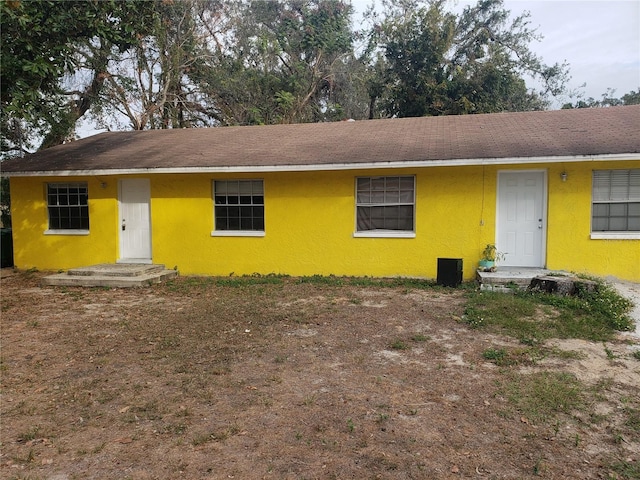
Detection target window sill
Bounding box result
[211,230,265,237]
[590,232,640,240]
[353,231,416,239]
[44,229,89,236]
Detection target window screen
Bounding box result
[47,183,89,230]
[214,180,264,231]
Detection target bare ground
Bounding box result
[1,271,639,480]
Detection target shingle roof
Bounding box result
[3,105,639,175]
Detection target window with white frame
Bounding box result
[356,176,415,232]
[47,182,89,230]
[592,169,640,233]
[214,180,264,232]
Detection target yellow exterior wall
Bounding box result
[8,159,640,281]
[545,160,640,282]
[9,176,119,270]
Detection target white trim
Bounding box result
[5,153,638,177]
[353,231,416,238]
[211,230,265,237]
[354,175,416,236]
[590,233,640,240]
[44,229,89,236]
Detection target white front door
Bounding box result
[496,171,546,267]
[119,179,152,262]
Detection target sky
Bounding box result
[351,0,640,105]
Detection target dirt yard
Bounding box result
[1,271,639,480]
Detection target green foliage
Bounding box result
[364,0,566,117]
[609,460,640,479]
[0,177,10,227]
[482,347,508,363]
[463,279,633,341]
[198,0,357,125]
[389,339,408,350]
[1,0,156,150]
[1,0,577,149]
[562,87,640,109]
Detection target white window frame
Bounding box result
[211,179,265,237]
[591,169,640,240]
[353,175,416,238]
[44,182,90,235]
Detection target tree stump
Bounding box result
[528,276,599,296]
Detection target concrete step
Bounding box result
[476,267,569,292]
[67,263,165,277]
[42,264,178,288]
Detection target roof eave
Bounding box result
[3,153,638,177]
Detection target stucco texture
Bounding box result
[8,160,640,282]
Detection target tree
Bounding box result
[91,0,223,130]
[1,0,156,152]
[363,0,569,118]
[193,0,356,125]
[561,88,640,109]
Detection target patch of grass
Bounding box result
[216,273,287,287]
[482,347,508,363]
[501,371,585,424]
[346,418,355,433]
[603,343,616,359]
[17,425,40,443]
[481,345,552,367]
[296,275,437,289]
[623,406,640,431]
[191,425,240,446]
[609,460,640,479]
[631,350,640,361]
[389,339,408,350]
[464,278,633,342]
[411,334,429,342]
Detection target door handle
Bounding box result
[122,219,126,231]
[538,218,543,229]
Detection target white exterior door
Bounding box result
[496,171,546,267]
[119,179,152,262]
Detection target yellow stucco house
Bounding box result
[2,106,639,282]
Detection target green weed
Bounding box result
[609,460,640,479]
[464,278,633,342]
[501,371,584,424]
[389,339,408,350]
[347,418,355,433]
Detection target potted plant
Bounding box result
[478,243,504,272]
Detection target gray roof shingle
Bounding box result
[3,105,639,175]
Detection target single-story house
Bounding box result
[2,106,639,282]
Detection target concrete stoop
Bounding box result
[476,267,569,292]
[42,263,178,288]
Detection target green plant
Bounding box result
[390,339,408,350]
[482,348,507,363]
[463,280,633,342]
[603,343,616,359]
[480,243,505,262]
[411,334,429,342]
[346,418,355,433]
[609,459,640,479]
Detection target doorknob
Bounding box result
[538,218,542,229]
[122,219,126,231]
